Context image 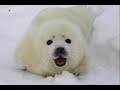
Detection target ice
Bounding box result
[0,5,119,85]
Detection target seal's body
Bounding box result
[14,6,98,77]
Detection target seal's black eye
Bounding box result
[65,39,71,44]
[47,40,53,45]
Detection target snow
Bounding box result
[0,5,119,85]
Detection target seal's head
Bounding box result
[35,19,87,68]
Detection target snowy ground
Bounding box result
[0,5,119,85]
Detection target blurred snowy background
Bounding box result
[0,5,119,85]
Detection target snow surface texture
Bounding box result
[0,5,119,85]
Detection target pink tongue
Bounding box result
[57,58,65,64]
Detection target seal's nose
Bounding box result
[56,47,64,53]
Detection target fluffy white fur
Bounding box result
[14,5,98,77]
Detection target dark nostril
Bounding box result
[56,47,64,53]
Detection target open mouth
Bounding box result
[54,56,67,67]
